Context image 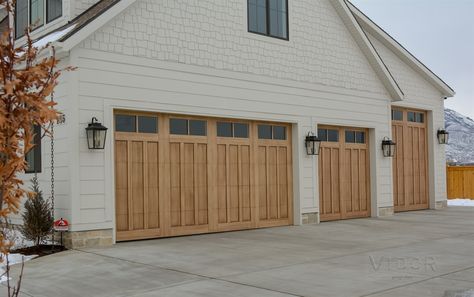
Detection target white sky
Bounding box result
[350,0,474,119]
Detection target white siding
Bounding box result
[71,47,392,231]
[13,58,74,224]
[367,33,447,205]
[80,0,389,96]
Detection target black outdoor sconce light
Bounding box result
[305,132,322,155]
[86,117,108,150]
[437,129,449,144]
[382,137,396,158]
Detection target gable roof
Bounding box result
[347,1,455,97]
[34,0,454,99]
[330,0,404,101]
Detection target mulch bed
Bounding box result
[11,245,67,258]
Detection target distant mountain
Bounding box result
[445,108,474,165]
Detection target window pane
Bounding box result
[407,112,416,122]
[416,113,424,123]
[115,115,136,132]
[25,125,42,173]
[47,0,62,23]
[327,129,339,142]
[269,0,287,38]
[248,0,267,34]
[258,125,272,139]
[189,120,207,136]
[217,122,233,137]
[30,0,45,29]
[170,118,188,135]
[345,131,355,143]
[392,110,403,121]
[318,129,327,142]
[273,126,286,140]
[138,116,158,133]
[356,132,365,144]
[15,0,28,38]
[234,123,249,138]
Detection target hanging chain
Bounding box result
[50,92,55,246]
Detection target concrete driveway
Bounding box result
[4,207,474,297]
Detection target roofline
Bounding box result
[347,1,455,97]
[330,0,405,101]
[54,0,137,51]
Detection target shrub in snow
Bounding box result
[20,176,53,247]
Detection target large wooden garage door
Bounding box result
[391,108,428,212]
[318,126,370,221]
[114,112,292,241]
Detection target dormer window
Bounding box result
[15,0,62,38]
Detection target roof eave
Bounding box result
[58,0,137,52]
[347,1,455,98]
[330,0,405,101]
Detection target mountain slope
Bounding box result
[445,108,474,165]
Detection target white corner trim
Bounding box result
[347,1,455,98]
[330,0,405,102]
[56,0,137,52]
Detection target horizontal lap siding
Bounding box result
[74,48,392,229]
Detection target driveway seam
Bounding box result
[76,249,303,297]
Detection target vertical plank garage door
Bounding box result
[318,126,371,221]
[391,108,429,212]
[114,112,293,241]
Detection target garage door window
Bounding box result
[318,128,339,142]
[258,125,286,140]
[138,116,158,133]
[170,119,207,136]
[345,130,365,144]
[407,111,424,123]
[392,110,403,121]
[116,114,158,133]
[116,115,136,132]
[217,122,249,138]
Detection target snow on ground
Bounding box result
[448,199,474,206]
[0,254,37,283]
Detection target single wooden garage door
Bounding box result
[318,126,370,221]
[114,111,293,241]
[391,108,429,212]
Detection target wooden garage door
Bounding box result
[318,126,370,221]
[391,108,428,212]
[114,112,292,241]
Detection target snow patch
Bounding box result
[33,25,76,48]
[0,253,37,283]
[448,199,474,207]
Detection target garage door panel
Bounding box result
[116,113,292,241]
[131,141,145,230]
[319,126,370,221]
[146,142,160,229]
[258,146,268,220]
[115,140,129,232]
[278,147,289,219]
[392,108,428,212]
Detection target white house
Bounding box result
[4,0,454,248]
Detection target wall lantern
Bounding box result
[381,137,396,158]
[86,117,108,150]
[437,129,449,144]
[305,132,322,155]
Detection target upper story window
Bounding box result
[15,0,62,39]
[248,0,288,40]
[25,125,42,174]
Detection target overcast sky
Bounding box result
[350,0,474,119]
